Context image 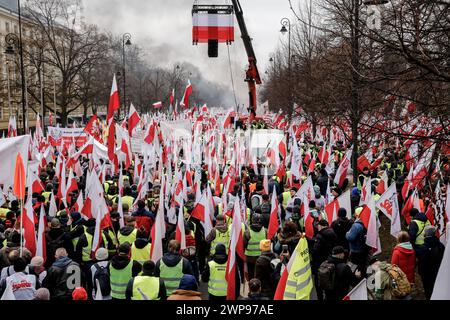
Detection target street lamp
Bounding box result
[5,30,26,134]
[121,33,132,118]
[280,17,292,115]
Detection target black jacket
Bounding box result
[154,253,193,277]
[45,228,73,268]
[201,253,228,283]
[324,256,358,301]
[331,217,352,249]
[408,213,429,246]
[255,252,278,298]
[42,257,82,300]
[312,227,337,271]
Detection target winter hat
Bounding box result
[178,274,198,291]
[33,288,50,300]
[70,212,82,224]
[318,220,329,227]
[351,187,360,197]
[50,218,61,229]
[95,248,109,261]
[338,208,347,218]
[214,243,227,256]
[409,208,420,218]
[260,240,272,252]
[424,226,437,238]
[72,287,88,300]
[332,246,347,256]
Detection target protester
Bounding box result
[167,274,202,300]
[0,257,40,300]
[126,261,167,300]
[391,231,416,284]
[202,244,228,301]
[255,239,279,299]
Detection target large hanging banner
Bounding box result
[0,135,31,189]
[47,127,88,148]
[131,128,147,155]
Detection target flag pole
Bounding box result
[19,165,24,258]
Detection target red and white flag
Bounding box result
[359,177,372,206]
[151,175,167,263]
[22,189,37,256]
[128,103,141,136]
[359,196,381,253]
[268,190,280,240]
[153,101,163,109]
[180,80,193,108]
[107,75,120,164]
[376,171,388,195]
[376,183,401,237]
[226,197,245,300]
[325,189,352,223]
[343,279,368,300]
[7,116,17,138]
[334,148,352,188]
[357,149,373,172]
[169,89,175,107]
[36,205,47,263]
[175,198,186,250]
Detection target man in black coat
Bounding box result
[324,246,360,301]
[331,208,353,250]
[255,240,278,299]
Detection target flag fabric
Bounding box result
[128,103,141,136]
[22,187,37,256]
[153,101,163,109]
[376,183,401,237]
[334,148,352,188]
[226,198,244,300]
[180,80,193,108]
[359,197,381,253]
[343,279,368,300]
[13,153,26,200]
[175,198,186,250]
[325,189,352,223]
[107,75,120,123]
[36,206,47,263]
[268,190,280,240]
[151,175,166,263]
[431,223,450,300]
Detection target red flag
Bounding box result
[334,148,352,188]
[153,101,162,109]
[107,75,120,123]
[144,123,156,145]
[180,80,193,108]
[84,114,99,136]
[170,89,175,107]
[22,193,37,256]
[13,153,26,200]
[128,103,141,136]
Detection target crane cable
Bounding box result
[227,44,239,111]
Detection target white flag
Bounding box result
[431,224,450,300]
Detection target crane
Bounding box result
[230,0,262,120]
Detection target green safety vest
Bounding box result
[122,196,135,209]
[282,192,291,208]
[104,181,114,194]
[245,228,266,257]
[208,260,227,296]
[411,220,432,246]
[131,276,160,300]
[118,229,137,246]
[110,260,133,299]
[283,238,313,300]
[107,229,118,255]
[131,243,152,265]
[71,225,87,250]
[159,259,183,296]
[210,229,231,256]
[82,231,107,262]
[42,192,52,203]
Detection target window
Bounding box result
[5,22,10,32]
[14,25,18,34]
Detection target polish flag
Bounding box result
[180,80,193,108]
[36,206,47,263]
[222,110,235,129]
[151,175,167,262]
[334,148,352,188]
[22,188,37,256]
[117,194,125,229]
[274,242,299,300]
[169,89,175,107]
[263,166,269,195]
[214,168,221,197]
[357,149,373,172]
[268,190,280,240]
[376,183,401,237]
[48,193,58,218]
[57,158,67,205]
[120,135,132,170]
[325,189,352,223]
[359,177,372,206]
[65,169,78,203]
[144,123,156,145]
[30,170,44,194]
[7,116,17,138]
[411,145,436,189]
[74,191,84,215]
[343,279,368,300]
[84,114,99,137]
[404,142,418,171]
[402,166,414,201]
[226,198,245,300]
[359,196,381,253]
[303,194,315,239]
[376,171,388,195]
[370,151,384,171]
[107,74,120,123]
[128,103,141,136]
[431,223,450,300]
[175,198,186,250]
[153,101,163,109]
[191,192,213,237]
[91,208,104,256]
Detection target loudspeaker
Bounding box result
[208,39,219,58]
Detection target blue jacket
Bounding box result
[345,220,366,253]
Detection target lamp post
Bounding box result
[280,17,292,116]
[5,30,26,134]
[121,33,132,118]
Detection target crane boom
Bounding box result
[231,0,262,119]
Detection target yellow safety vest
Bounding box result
[118,229,137,246]
[82,231,107,262]
[282,192,291,208]
[42,192,52,203]
[159,259,183,296]
[131,276,160,300]
[411,220,431,246]
[71,225,87,250]
[110,260,133,299]
[210,228,231,256]
[283,237,313,300]
[0,208,9,219]
[122,196,135,209]
[245,228,266,257]
[208,260,227,296]
[131,243,152,265]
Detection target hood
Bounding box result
[120,225,135,236]
[53,256,73,269]
[171,290,202,298]
[134,238,149,249]
[398,242,414,252]
[48,228,64,239]
[250,224,263,233]
[413,213,428,223]
[328,256,346,264]
[278,231,301,244]
[162,252,182,267]
[178,274,198,291]
[425,236,441,248]
[319,227,336,240]
[111,255,131,270]
[213,254,228,264]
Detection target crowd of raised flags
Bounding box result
[0,73,449,301]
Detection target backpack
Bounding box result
[93,263,111,297]
[251,194,263,210]
[382,264,411,298]
[317,261,336,291]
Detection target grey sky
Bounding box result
[82,0,296,106]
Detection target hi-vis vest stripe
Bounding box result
[411,220,431,246]
[245,228,266,257]
[118,229,137,245]
[210,229,230,256]
[109,261,133,299]
[131,276,160,300]
[159,259,183,295]
[131,243,152,265]
[283,237,313,300]
[208,260,227,296]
